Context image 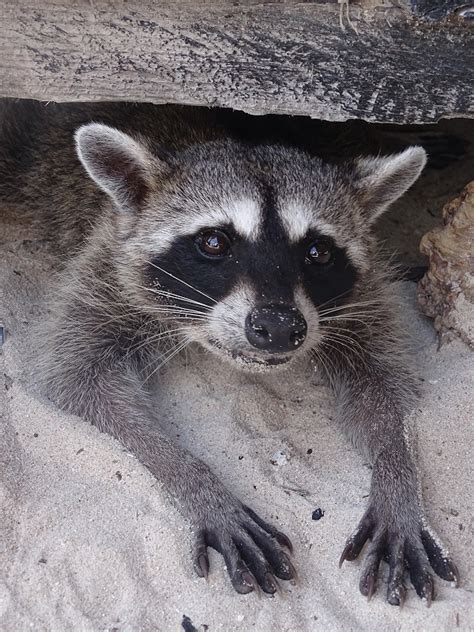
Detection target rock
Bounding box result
[418,181,474,349]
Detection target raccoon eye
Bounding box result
[195,229,231,258]
[305,239,332,265]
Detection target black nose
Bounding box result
[245,305,307,353]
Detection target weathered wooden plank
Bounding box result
[0,1,473,123]
[410,0,470,20]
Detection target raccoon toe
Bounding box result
[386,539,407,606]
[405,541,435,605]
[339,510,374,566]
[421,528,460,585]
[243,505,294,555]
[358,532,386,600]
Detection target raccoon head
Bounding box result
[76,123,426,371]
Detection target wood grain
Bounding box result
[1,1,473,123]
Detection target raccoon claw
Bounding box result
[192,504,296,595]
[361,572,376,601]
[387,583,406,608]
[244,505,294,555]
[233,563,261,595]
[340,510,458,605]
[339,512,373,567]
[198,554,209,580]
[194,531,209,579]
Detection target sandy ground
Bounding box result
[1,117,473,631]
[0,214,473,632]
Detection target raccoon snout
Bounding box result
[245,305,307,353]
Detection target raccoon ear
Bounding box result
[353,146,427,222]
[75,123,155,212]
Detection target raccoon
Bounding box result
[0,101,459,604]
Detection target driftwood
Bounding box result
[0,1,473,124]
[418,181,474,349]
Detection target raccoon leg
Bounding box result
[46,356,295,595]
[325,347,459,605]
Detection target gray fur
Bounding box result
[0,101,458,602]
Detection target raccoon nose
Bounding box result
[245,305,307,353]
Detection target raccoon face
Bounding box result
[76,123,426,371]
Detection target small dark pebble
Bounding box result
[459,523,464,531]
[450,509,459,517]
[76,448,84,455]
[38,558,47,564]
[115,471,122,481]
[0,326,5,347]
[238,455,244,460]
[312,508,325,521]
[307,448,313,455]
[33,433,39,438]
[181,615,198,632]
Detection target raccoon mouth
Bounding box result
[208,340,292,368]
[233,352,291,367]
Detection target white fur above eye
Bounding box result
[227,198,262,241]
[278,200,312,242]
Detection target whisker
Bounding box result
[141,338,190,385]
[320,316,377,333]
[140,286,213,311]
[320,333,365,359]
[147,261,217,304]
[144,307,210,318]
[316,289,353,311]
[319,324,366,344]
[136,302,211,318]
[311,347,338,387]
[127,326,194,356]
[318,299,385,317]
[320,314,375,325]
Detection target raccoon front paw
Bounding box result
[192,504,297,595]
[339,509,459,606]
